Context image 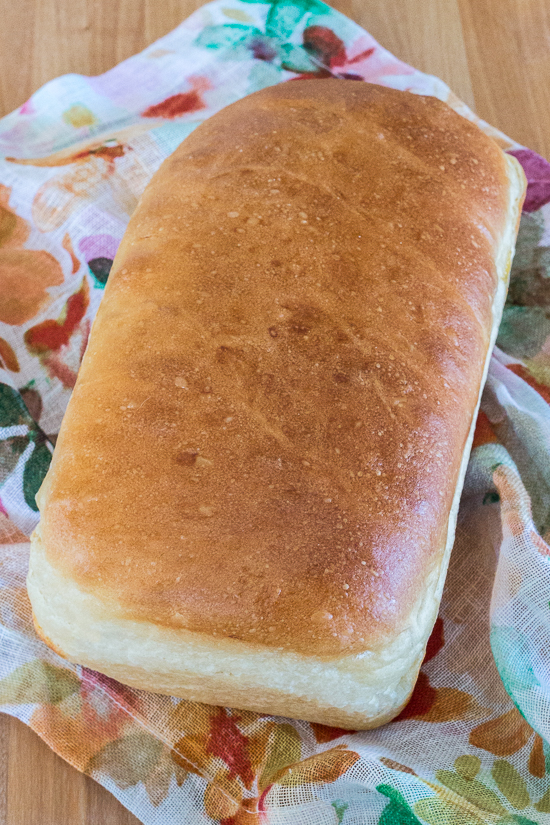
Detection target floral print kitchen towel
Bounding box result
[1,1,550,822]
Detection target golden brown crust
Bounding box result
[39,80,520,658]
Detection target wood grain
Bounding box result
[0,0,548,822]
[458,0,550,160]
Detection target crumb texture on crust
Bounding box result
[28,80,525,723]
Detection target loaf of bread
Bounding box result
[28,80,525,729]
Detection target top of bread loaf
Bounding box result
[38,80,515,658]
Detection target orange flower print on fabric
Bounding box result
[169,703,361,824]
[221,796,263,825]
[0,183,29,247]
[25,276,89,355]
[24,278,90,388]
[0,510,27,542]
[7,141,125,169]
[6,141,129,232]
[270,745,360,787]
[30,701,126,773]
[0,250,64,325]
[469,707,534,756]
[0,338,20,372]
[20,661,131,772]
[62,232,81,274]
[379,757,417,776]
[0,184,64,325]
[472,411,499,449]
[529,528,550,556]
[528,734,546,777]
[31,151,124,232]
[310,723,356,744]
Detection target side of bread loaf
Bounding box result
[28,80,525,728]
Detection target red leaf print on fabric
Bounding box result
[303,26,347,69]
[143,91,206,119]
[206,709,254,790]
[423,617,445,663]
[472,410,499,448]
[25,278,89,355]
[348,47,375,64]
[289,69,333,81]
[394,672,437,721]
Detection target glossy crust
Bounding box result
[28,80,525,727]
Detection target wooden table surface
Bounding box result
[0,0,549,822]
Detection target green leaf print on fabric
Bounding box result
[490,626,540,699]
[0,661,80,705]
[265,0,327,39]
[497,306,550,359]
[510,212,545,272]
[0,382,51,503]
[258,722,302,789]
[507,211,550,308]
[0,437,28,484]
[435,769,507,815]
[498,209,550,358]
[278,42,319,72]
[0,382,32,427]
[376,785,424,825]
[331,800,349,824]
[246,61,283,93]
[492,761,530,809]
[535,787,550,813]
[22,440,51,511]
[195,23,260,49]
[454,756,482,781]
[414,798,482,825]
[88,733,165,789]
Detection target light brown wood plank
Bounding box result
[339,0,475,107]
[1,714,140,825]
[0,0,36,119]
[0,714,10,825]
[458,0,550,159]
[85,771,142,825]
[5,715,87,825]
[144,0,206,44]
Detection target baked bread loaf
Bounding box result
[28,80,525,729]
